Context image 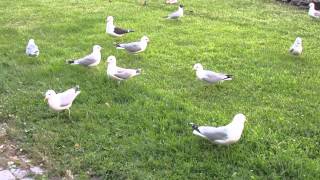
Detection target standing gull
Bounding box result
[309,3,320,18]
[193,63,232,84]
[106,16,134,37]
[191,113,247,145]
[164,4,184,19]
[67,45,102,67]
[289,37,303,56]
[26,39,39,57]
[116,36,149,54]
[166,0,178,4]
[106,56,141,82]
[44,86,81,118]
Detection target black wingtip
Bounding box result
[226,75,233,78]
[68,60,74,64]
[190,123,200,133]
[74,85,80,91]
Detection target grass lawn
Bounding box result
[1,0,320,179]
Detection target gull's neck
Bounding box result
[309,6,316,14]
[178,7,184,14]
[107,62,117,68]
[228,119,245,127]
[48,95,62,110]
[92,49,101,55]
[106,21,114,31]
[140,41,148,50]
[107,21,114,26]
[196,68,204,72]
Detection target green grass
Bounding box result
[1,0,320,179]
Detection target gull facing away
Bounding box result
[106,56,141,82]
[309,3,320,18]
[289,37,303,56]
[44,86,81,117]
[193,63,232,84]
[26,39,39,57]
[106,16,134,37]
[116,36,149,54]
[164,4,184,19]
[67,45,102,67]
[191,114,247,145]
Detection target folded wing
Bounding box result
[198,126,229,141]
[59,88,79,107]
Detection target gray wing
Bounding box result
[76,54,97,66]
[59,89,77,107]
[168,10,181,19]
[27,44,39,54]
[202,71,225,83]
[113,69,136,80]
[199,126,229,141]
[122,42,142,53]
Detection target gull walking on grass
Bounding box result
[116,36,149,54]
[44,86,81,118]
[106,56,141,83]
[193,63,232,84]
[26,39,39,57]
[191,113,247,145]
[289,37,302,56]
[164,4,184,19]
[309,3,320,18]
[106,16,134,37]
[67,45,102,67]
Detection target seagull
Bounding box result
[106,56,141,83]
[106,16,134,37]
[26,39,39,57]
[193,63,232,84]
[164,4,184,19]
[191,113,247,145]
[67,45,102,67]
[44,86,81,118]
[309,3,320,18]
[289,37,303,56]
[166,0,178,4]
[116,36,149,54]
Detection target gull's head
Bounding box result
[44,90,56,101]
[141,36,150,43]
[233,113,247,124]
[179,4,184,9]
[295,37,302,44]
[93,45,102,51]
[107,16,114,22]
[193,63,203,71]
[309,3,315,9]
[107,55,116,64]
[29,39,35,43]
